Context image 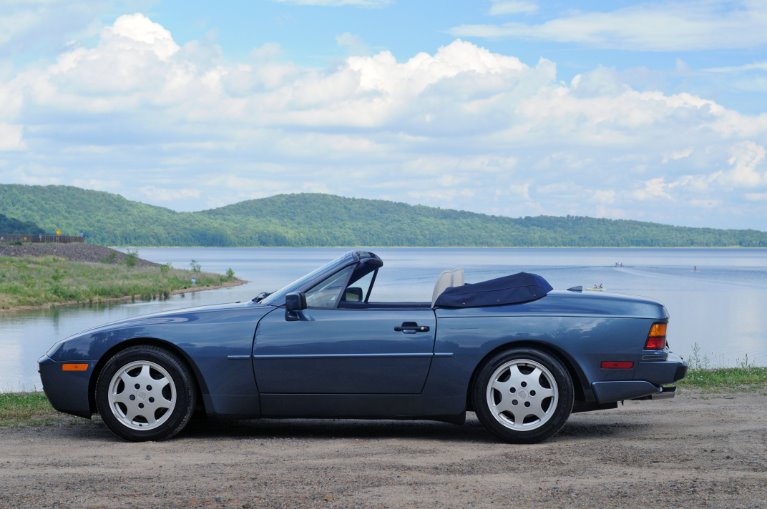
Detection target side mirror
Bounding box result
[285,292,306,321]
[285,292,306,311]
[344,287,363,303]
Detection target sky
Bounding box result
[1,0,766,230]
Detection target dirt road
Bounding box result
[1,389,765,508]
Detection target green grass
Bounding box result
[678,342,767,391]
[677,367,767,391]
[0,392,62,427]
[0,255,240,309]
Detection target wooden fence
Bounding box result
[0,234,85,244]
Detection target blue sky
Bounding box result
[1,0,766,229]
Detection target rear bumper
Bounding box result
[592,352,687,404]
[38,355,93,418]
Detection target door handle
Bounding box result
[394,322,430,334]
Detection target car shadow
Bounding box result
[178,414,636,443]
[181,416,497,443]
[40,413,637,444]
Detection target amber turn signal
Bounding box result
[61,363,89,372]
[644,322,667,350]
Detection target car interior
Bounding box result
[336,263,465,309]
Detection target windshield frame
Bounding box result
[260,252,360,306]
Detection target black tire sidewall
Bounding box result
[95,345,196,441]
[473,348,574,444]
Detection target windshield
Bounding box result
[261,255,352,306]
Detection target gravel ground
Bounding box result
[0,243,158,266]
[1,390,765,508]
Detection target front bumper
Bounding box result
[38,355,93,418]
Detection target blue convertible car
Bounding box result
[39,251,687,443]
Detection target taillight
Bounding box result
[644,322,667,350]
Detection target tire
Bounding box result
[95,345,196,441]
[472,348,574,444]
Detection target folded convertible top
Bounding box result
[435,272,553,308]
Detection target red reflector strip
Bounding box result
[600,361,634,369]
[61,363,89,372]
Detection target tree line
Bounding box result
[1,184,765,247]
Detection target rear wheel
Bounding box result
[95,345,196,441]
[473,348,573,443]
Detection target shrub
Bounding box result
[124,249,139,268]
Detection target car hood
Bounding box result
[62,301,276,340]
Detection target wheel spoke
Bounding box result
[528,404,547,421]
[119,371,136,387]
[493,396,515,414]
[122,405,140,423]
[511,407,530,425]
[536,387,555,399]
[111,391,132,406]
[507,364,524,383]
[491,377,511,393]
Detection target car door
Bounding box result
[253,266,436,394]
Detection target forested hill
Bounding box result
[0,184,765,247]
[0,213,44,235]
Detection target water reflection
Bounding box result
[2,247,766,390]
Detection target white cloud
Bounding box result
[633,178,672,201]
[2,13,767,228]
[490,1,538,16]
[723,141,766,187]
[0,0,106,57]
[662,148,694,164]
[0,124,24,150]
[689,199,720,208]
[107,13,180,61]
[592,190,616,204]
[451,1,767,51]
[706,61,767,73]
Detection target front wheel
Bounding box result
[473,348,574,443]
[95,345,196,441]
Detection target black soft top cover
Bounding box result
[435,272,553,308]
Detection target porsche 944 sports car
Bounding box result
[39,251,687,443]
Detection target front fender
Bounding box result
[40,302,273,418]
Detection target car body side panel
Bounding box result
[40,302,271,418]
[254,307,436,394]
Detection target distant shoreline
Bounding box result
[0,243,245,313]
[0,279,245,315]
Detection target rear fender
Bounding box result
[466,340,593,410]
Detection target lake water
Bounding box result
[2,247,766,391]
